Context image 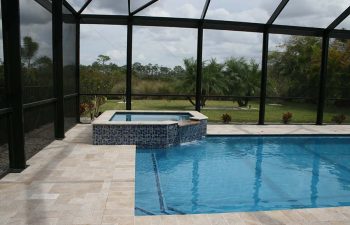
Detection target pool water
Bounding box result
[135,136,350,215]
[110,113,191,121]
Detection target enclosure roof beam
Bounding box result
[267,0,289,25]
[77,0,93,15]
[79,14,350,38]
[135,16,199,28]
[63,0,77,15]
[130,0,158,16]
[80,14,129,25]
[327,6,350,30]
[331,29,350,38]
[203,19,265,32]
[201,0,211,20]
[268,24,323,36]
[35,0,52,12]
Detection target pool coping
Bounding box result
[92,110,208,125]
[206,124,350,137]
[207,133,350,137]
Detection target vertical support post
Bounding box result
[52,0,65,139]
[75,18,80,123]
[2,0,26,170]
[195,23,203,112]
[126,18,133,110]
[259,30,269,125]
[316,32,329,125]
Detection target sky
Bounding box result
[77,0,350,67]
[1,0,350,68]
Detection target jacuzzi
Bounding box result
[92,110,208,148]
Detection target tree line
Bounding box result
[81,36,350,109]
[1,35,349,112]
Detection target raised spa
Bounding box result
[110,112,191,122]
[92,110,208,148]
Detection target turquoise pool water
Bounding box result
[135,136,350,215]
[110,113,191,121]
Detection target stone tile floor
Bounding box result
[1,124,350,225]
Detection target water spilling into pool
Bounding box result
[135,136,350,215]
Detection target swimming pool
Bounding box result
[135,136,350,215]
[110,112,191,121]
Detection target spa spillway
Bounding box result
[92,110,208,148]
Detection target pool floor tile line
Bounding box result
[145,153,187,216]
[167,206,186,215]
[2,124,350,225]
[151,153,166,213]
[135,207,155,215]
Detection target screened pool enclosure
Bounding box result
[0,0,350,175]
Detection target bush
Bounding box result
[282,112,292,124]
[332,114,346,124]
[221,113,232,124]
[86,102,95,120]
[79,103,88,115]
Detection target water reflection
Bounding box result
[191,159,199,212]
[311,153,320,207]
[253,138,263,208]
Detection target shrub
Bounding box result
[282,112,292,124]
[79,103,88,115]
[86,102,95,120]
[221,113,232,124]
[332,114,346,124]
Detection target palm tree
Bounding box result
[179,58,197,106]
[224,57,260,107]
[180,58,227,107]
[21,36,39,69]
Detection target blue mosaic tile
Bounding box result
[93,119,207,148]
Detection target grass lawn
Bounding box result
[98,99,350,124]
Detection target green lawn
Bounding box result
[98,99,350,124]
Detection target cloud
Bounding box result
[338,18,350,30]
[203,30,263,63]
[80,25,127,65]
[274,0,349,28]
[137,0,204,18]
[132,26,197,67]
[81,0,153,15]
[206,7,269,23]
[178,3,201,18]
[141,6,171,17]
[20,0,51,25]
[86,0,128,14]
[206,0,276,23]
[130,0,153,12]
[20,22,53,60]
[105,49,126,64]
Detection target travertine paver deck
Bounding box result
[1,124,350,225]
